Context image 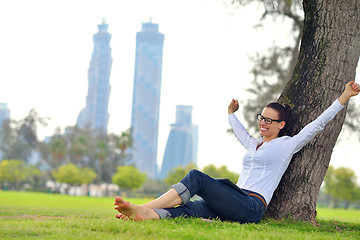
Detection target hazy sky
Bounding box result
[0,0,359,180]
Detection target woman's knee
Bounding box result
[188,169,207,179]
[188,170,214,184]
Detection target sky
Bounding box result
[0,0,359,181]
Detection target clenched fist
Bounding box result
[228,99,239,115]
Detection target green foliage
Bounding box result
[0,109,48,162]
[109,128,133,158]
[324,166,359,207]
[0,159,28,183]
[95,140,109,162]
[334,167,358,202]
[71,136,88,162]
[52,163,96,185]
[164,164,239,186]
[50,135,67,164]
[164,163,197,185]
[37,126,133,184]
[0,159,41,190]
[324,165,336,197]
[202,164,239,183]
[112,166,146,190]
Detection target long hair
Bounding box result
[265,102,292,137]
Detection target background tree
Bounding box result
[19,109,48,148]
[112,166,146,191]
[70,136,88,165]
[0,119,25,160]
[261,0,360,222]
[323,165,337,208]
[108,129,134,176]
[229,0,360,138]
[52,163,96,186]
[228,0,303,133]
[49,133,67,168]
[324,166,359,209]
[164,163,197,186]
[202,164,239,183]
[37,125,133,186]
[333,167,358,209]
[141,179,169,198]
[95,140,109,183]
[116,128,133,159]
[0,159,40,190]
[0,109,48,162]
[25,165,43,191]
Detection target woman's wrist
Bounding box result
[338,92,351,105]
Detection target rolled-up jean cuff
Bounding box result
[172,182,191,204]
[153,208,171,219]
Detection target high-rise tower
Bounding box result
[77,19,112,133]
[0,103,10,127]
[159,105,198,179]
[0,103,10,160]
[130,19,165,179]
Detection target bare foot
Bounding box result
[115,212,130,221]
[114,196,160,221]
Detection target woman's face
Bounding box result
[258,107,285,141]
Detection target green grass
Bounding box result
[0,191,359,239]
[317,208,360,224]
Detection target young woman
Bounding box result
[114,81,360,223]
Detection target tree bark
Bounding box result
[265,0,360,222]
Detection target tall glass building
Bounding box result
[0,103,10,160]
[77,19,112,133]
[0,103,10,127]
[130,20,165,179]
[159,105,198,179]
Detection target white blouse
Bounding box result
[229,99,344,204]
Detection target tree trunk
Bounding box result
[265,0,360,222]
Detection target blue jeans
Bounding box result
[154,170,266,223]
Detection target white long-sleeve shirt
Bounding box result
[229,99,344,204]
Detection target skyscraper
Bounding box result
[0,103,10,160]
[0,103,10,127]
[160,105,198,179]
[77,19,112,133]
[130,19,165,179]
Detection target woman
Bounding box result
[114,81,360,223]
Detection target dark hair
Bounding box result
[265,102,292,137]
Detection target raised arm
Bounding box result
[228,99,255,149]
[289,81,360,154]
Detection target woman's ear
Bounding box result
[279,121,286,130]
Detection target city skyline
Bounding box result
[0,0,359,180]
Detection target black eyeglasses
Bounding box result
[257,114,284,125]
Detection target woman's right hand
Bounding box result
[228,99,239,115]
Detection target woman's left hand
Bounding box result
[348,81,360,96]
[338,81,360,105]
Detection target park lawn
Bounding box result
[317,208,360,224]
[0,191,359,240]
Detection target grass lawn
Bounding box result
[0,191,359,239]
